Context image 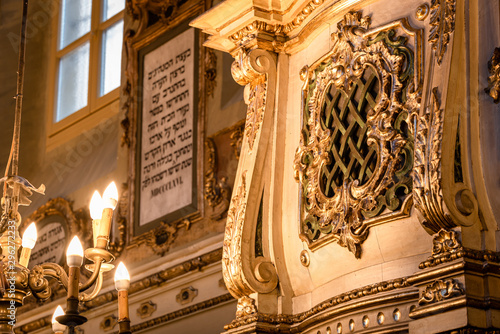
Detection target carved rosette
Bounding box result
[294,12,416,257]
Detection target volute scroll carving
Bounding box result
[411,88,478,234]
[223,48,279,300]
[294,12,419,258]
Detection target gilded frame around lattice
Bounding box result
[294,12,422,258]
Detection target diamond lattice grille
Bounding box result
[320,68,380,197]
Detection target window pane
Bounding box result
[56,42,90,122]
[102,0,125,21]
[100,20,123,96]
[59,0,92,49]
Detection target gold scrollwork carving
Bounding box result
[418,279,464,305]
[485,47,500,103]
[411,88,478,233]
[222,172,253,297]
[204,138,231,220]
[429,0,456,65]
[224,48,278,300]
[294,12,417,258]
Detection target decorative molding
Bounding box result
[225,278,412,330]
[113,294,234,334]
[135,219,191,256]
[204,138,231,219]
[411,88,478,233]
[236,296,258,318]
[294,11,417,257]
[100,315,118,332]
[428,0,456,65]
[137,301,157,319]
[485,47,500,103]
[205,48,217,98]
[418,279,464,305]
[176,286,198,305]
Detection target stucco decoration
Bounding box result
[294,12,418,258]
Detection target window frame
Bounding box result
[46,0,124,150]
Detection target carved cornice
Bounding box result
[428,0,456,65]
[485,47,500,103]
[294,11,417,257]
[419,229,500,269]
[225,277,412,330]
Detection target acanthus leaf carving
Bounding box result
[428,0,456,65]
[294,11,417,258]
[419,229,464,269]
[222,171,254,298]
[411,88,456,233]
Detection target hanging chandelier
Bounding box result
[0,1,131,333]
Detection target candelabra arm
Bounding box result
[28,263,68,301]
[79,258,102,292]
[79,272,103,302]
